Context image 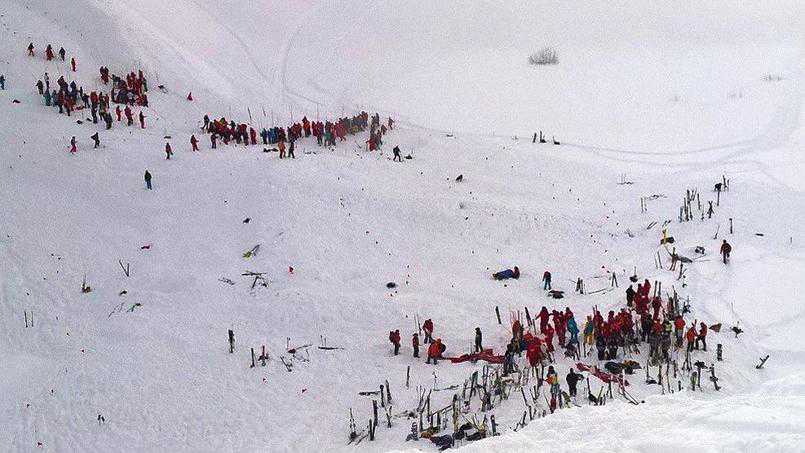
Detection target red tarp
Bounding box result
[576,362,630,387]
[448,349,505,364]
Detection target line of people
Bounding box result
[27,42,77,72]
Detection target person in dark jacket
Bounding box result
[412,333,420,358]
[144,170,152,190]
[389,329,401,355]
[625,284,636,307]
[720,240,732,264]
[566,369,582,398]
[542,270,552,290]
[474,327,483,353]
[91,133,100,149]
[393,145,402,162]
[492,266,520,280]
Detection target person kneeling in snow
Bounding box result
[426,338,445,365]
[492,266,520,280]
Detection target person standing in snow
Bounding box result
[278,140,286,159]
[720,240,732,264]
[0,74,5,90]
[138,111,146,129]
[686,325,697,352]
[91,133,100,149]
[190,135,199,151]
[542,270,552,290]
[412,333,420,358]
[144,170,152,190]
[27,42,35,56]
[566,368,582,398]
[58,47,66,61]
[546,366,560,398]
[696,322,708,351]
[389,329,401,355]
[71,57,76,72]
[165,142,173,160]
[422,319,434,344]
[288,139,296,159]
[392,145,402,162]
[69,136,77,154]
[474,327,483,353]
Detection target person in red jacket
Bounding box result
[422,319,434,344]
[427,338,444,364]
[190,135,199,151]
[45,44,54,61]
[686,325,697,352]
[249,127,257,145]
[115,105,122,122]
[69,136,77,154]
[696,322,708,351]
[538,306,550,333]
[544,323,555,353]
[412,333,419,358]
[526,339,542,367]
[674,315,686,348]
[511,319,522,341]
[165,142,173,160]
[389,329,401,355]
[553,311,566,346]
[124,106,133,126]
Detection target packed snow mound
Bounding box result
[1,0,804,452]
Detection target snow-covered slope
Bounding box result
[1,0,803,451]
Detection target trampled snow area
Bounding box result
[1,0,804,451]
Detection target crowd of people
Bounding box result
[33,66,150,135]
[194,110,394,156]
[388,270,713,410]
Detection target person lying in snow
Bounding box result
[492,266,520,280]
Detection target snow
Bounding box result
[0,0,804,452]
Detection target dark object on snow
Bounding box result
[714,183,723,192]
[429,435,454,450]
[709,323,722,333]
[731,325,743,338]
[622,360,641,374]
[755,233,765,237]
[694,361,707,370]
[756,355,769,369]
[386,282,397,289]
[404,154,413,160]
[604,362,624,374]
[660,236,675,245]
[455,174,463,182]
[548,290,564,299]
[12,99,21,104]
[695,246,705,254]
[243,218,251,224]
[492,266,520,280]
[679,256,693,263]
[629,275,638,283]
[552,136,560,145]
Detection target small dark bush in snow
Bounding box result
[529,47,559,66]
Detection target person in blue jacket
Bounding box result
[566,315,579,345]
[492,266,520,280]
